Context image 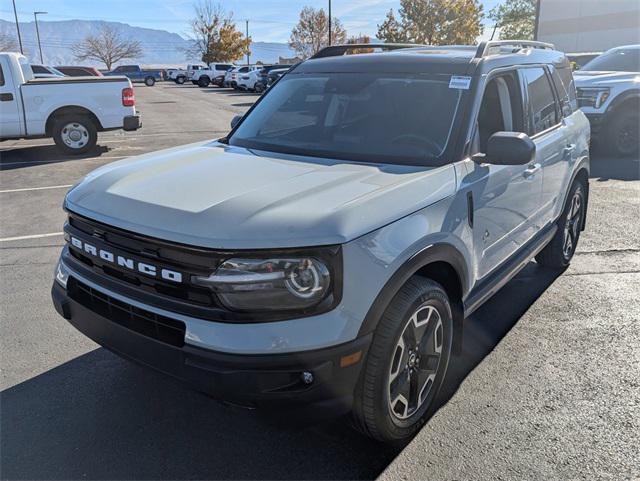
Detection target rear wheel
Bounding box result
[198,76,210,88]
[353,277,452,443]
[536,180,586,268]
[607,108,639,156]
[52,115,98,155]
[144,77,155,87]
[176,76,185,85]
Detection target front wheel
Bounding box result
[144,77,156,87]
[353,277,452,443]
[607,109,639,157]
[198,77,210,88]
[52,116,98,155]
[536,180,586,268]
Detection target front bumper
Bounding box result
[51,279,371,419]
[123,115,141,131]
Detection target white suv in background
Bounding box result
[192,63,235,88]
[224,66,258,89]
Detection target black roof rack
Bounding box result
[310,43,426,59]
[475,40,555,58]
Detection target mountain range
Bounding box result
[0,19,295,67]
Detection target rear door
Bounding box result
[0,58,24,137]
[520,67,570,227]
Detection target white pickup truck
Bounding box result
[0,52,141,154]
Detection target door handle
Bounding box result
[563,144,576,159]
[523,163,541,179]
[0,93,14,102]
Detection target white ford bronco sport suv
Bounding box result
[52,41,590,442]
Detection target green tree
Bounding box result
[289,6,347,59]
[489,0,537,40]
[186,0,251,63]
[377,0,483,45]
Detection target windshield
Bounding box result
[581,49,640,72]
[229,72,464,165]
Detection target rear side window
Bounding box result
[0,64,4,86]
[31,65,48,74]
[522,68,559,135]
[550,66,578,116]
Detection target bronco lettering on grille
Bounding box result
[69,236,183,283]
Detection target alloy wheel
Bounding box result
[563,189,583,260]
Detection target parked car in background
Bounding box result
[566,52,601,71]
[192,63,235,87]
[30,64,65,78]
[0,52,140,154]
[266,67,291,88]
[244,65,290,92]
[104,65,164,86]
[55,66,103,77]
[574,44,640,155]
[224,66,258,89]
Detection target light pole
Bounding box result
[328,0,332,46]
[34,11,47,63]
[246,19,250,65]
[12,0,23,54]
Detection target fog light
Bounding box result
[301,371,314,384]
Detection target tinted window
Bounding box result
[550,66,578,115]
[581,49,640,72]
[0,64,4,86]
[230,73,464,165]
[216,64,232,71]
[522,68,558,135]
[31,65,48,74]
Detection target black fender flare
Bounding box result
[357,243,469,338]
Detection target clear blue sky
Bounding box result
[2,0,503,43]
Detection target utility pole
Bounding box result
[328,0,332,46]
[12,0,23,54]
[246,20,250,65]
[34,11,47,63]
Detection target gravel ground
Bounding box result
[1,82,638,480]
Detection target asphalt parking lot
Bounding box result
[1,82,639,480]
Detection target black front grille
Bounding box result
[68,278,186,347]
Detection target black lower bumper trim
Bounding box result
[52,281,370,419]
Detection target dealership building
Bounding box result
[536,0,640,53]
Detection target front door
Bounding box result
[0,57,23,137]
[464,70,543,280]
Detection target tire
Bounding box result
[352,277,453,443]
[255,83,264,93]
[144,77,155,87]
[52,115,98,155]
[606,108,639,157]
[191,81,198,85]
[198,76,210,88]
[536,180,586,268]
[176,76,185,85]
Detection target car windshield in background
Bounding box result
[581,49,640,72]
[229,73,464,165]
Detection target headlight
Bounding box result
[192,257,333,312]
[577,87,610,108]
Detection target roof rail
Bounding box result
[475,40,555,58]
[310,43,426,59]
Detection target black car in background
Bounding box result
[256,65,291,91]
[266,67,291,87]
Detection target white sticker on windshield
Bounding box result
[449,76,472,90]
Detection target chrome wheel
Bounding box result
[60,122,89,150]
[563,189,583,260]
[388,304,443,420]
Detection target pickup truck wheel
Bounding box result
[353,277,452,443]
[198,77,210,88]
[607,109,639,156]
[536,181,585,268]
[144,77,156,87]
[52,116,97,155]
[176,76,185,85]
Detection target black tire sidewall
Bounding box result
[52,116,97,155]
[145,77,155,86]
[608,110,639,156]
[176,76,185,84]
[359,278,453,442]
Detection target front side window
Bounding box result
[581,49,640,72]
[522,68,559,135]
[229,72,464,165]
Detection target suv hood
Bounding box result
[66,141,456,249]
[574,70,639,87]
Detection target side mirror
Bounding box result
[230,114,242,129]
[475,132,536,165]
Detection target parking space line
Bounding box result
[0,184,73,194]
[0,156,123,167]
[0,232,63,242]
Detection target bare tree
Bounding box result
[72,25,142,70]
[289,6,347,59]
[0,31,18,52]
[185,0,251,63]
